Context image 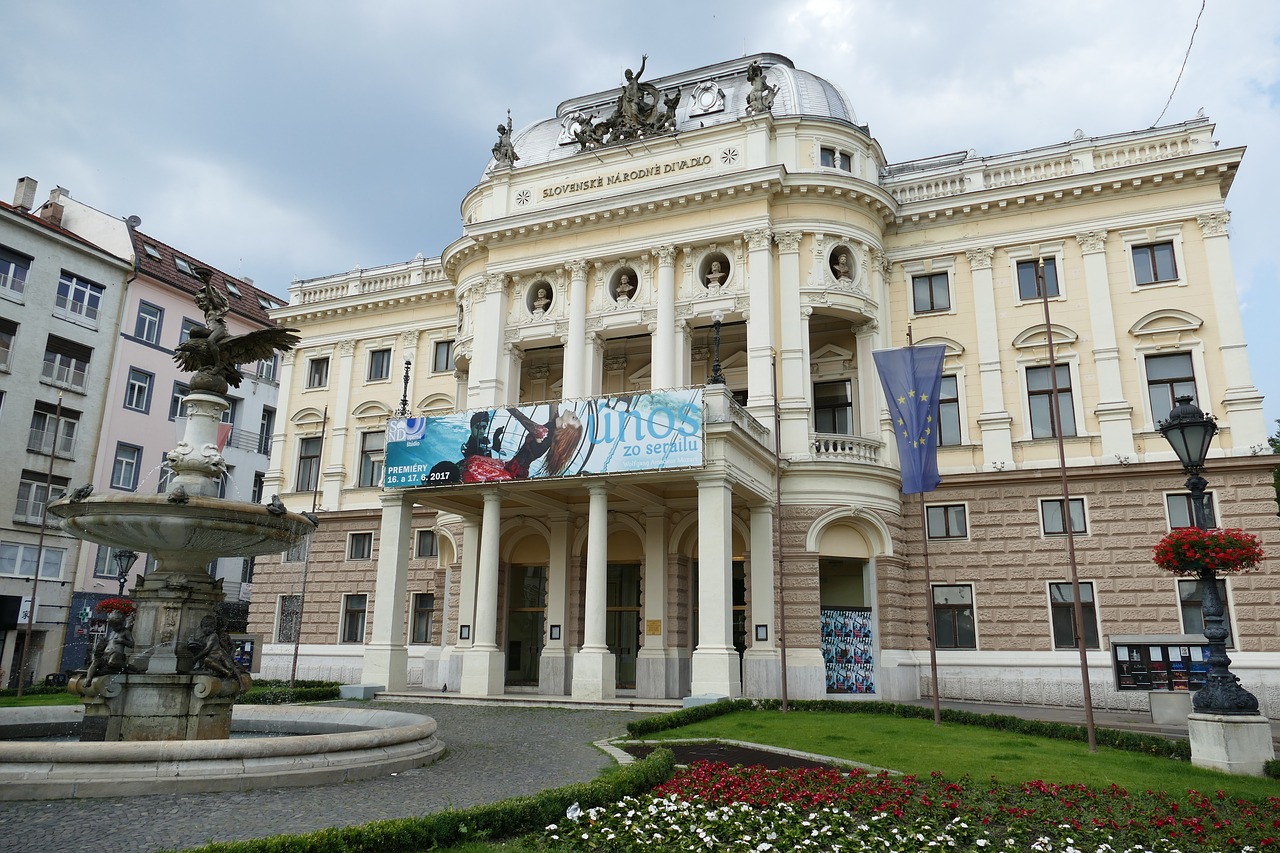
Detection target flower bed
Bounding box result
[1152,527,1264,576]
[543,761,1280,851]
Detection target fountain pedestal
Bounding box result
[73,672,248,741]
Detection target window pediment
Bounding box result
[1129,309,1203,338]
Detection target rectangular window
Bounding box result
[111,443,143,491]
[27,402,78,457]
[925,504,968,539]
[1026,365,1075,438]
[251,471,266,505]
[306,356,330,388]
[838,152,851,171]
[1166,491,1217,530]
[932,584,976,649]
[283,537,309,563]
[296,436,322,492]
[1041,497,1087,536]
[341,594,368,643]
[276,594,301,643]
[175,257,196,276]
[1146,352,1196,424]
[157,452,174,493]
[367,348,392,381]
[0,317,15,370]
[15,474,66,525]
[0,247,31,297]
[1016,258,1059,300]
[220,397,239,426]
[912,272,950,313]
[179,318,203,344]
[169,381,191,420]
[143,243,162,261]
[1179,578,1233,647]
[256,355,279,382]
[820,147,836,168]
[416,529,438,558]
[358,431,385,488]
[258,407,275,455]
[225,281,241,297]
[41,335,92,391]
[93,544,124,578]
[1132,241,1177,285]
[1049,581,1099,649]
[938,375,961,446]
[55,272,105,325]
[241,556,255,584]
[411,592,435,644]
[134,302,163,344]
[0,541,65,579]
[123,368,154,413]
[813,380,853,434]
[348,532,373,560]
[433,341,455,373]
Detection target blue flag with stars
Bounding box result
[873,345,946,494]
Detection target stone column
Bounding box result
[538,513,573,695]
[1074,231,1134,458]
[743,503,779,697]
[470,274,509,406]
[636,508,669,698]
[855,322,879,438]
[461,491,504,695]
[744,228,776,430]
[505,343,524,406]
[1197,212,1267,449]
[691,475,742,698]
[571,485,615,699]
[363,490,412,690]
[776,231,810,458]
[651,244,678,389]
[562,260,588,400]
[967,247,1014,467]
[321,339,355,507]
[456,515,480,652]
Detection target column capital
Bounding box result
[775,231,803,253]
[588,483,611,497]
[566,259,589,279]
[1197,211,1231,238]
[483,273,507,294]
[744,228,774,251]
[1074,230,1108,254]
[652,244,678,266]
[337,339,356,356]
[399,329,421,349]
[965,247,994,270]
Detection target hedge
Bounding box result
[628,698,1193,762]
[236,679,342,705]
[0,685,69,698]
[165,747,676,853]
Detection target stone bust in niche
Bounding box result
[615,273,635,302]
[831,251,853,281]
[532,286,551,315]
[705,260,726,288]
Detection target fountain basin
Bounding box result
[0,705,445,799]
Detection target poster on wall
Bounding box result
[385,389,704,488]
[821,607,874,694]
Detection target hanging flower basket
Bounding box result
[94,597,137,616]
[1152,527,1264,576]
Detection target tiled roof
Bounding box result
[128,229,286,329]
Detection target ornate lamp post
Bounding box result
[113,549,138,598]
[1158,395,1259,715]
[708,310,726,385]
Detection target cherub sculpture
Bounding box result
[173,269,300,394]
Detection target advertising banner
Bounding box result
[385,389,704,488]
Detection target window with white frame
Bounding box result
[1132,241,1177,285]
[251,471,266,505]
[93,544,128,578]
[157,453,174,493]
[1026,365,1076,438]
[1016,258,1059,300]
[225,281,241,297]
[433,340,455,373]
[174,256,196,276]
[142,243,162,261]
[1179,578,1233,647]
[276,594,301,643]
[123,368,154,413]
[367,348,392,382]
[411,592,435,644]
[1145,352,1196,424]
[27,403,78,456]
[938,375,961,446]
[306,356,330,388]
[55,272,105,325]
[111,443,142,491]
[15,472,66,525]
[41,335,91,392]
[912,272,950,314]
[1040,497,1087,536]
[812,380,853,434]
[0,540,65,580]
[932,584,976,649]
[258,407,275,455]
[283,537,309,563]
[1166,491,1217,530]
[1049,581,1100,649]
[925,504,968,540]
[348,532,373,560]
[0,317,15,370]
[0,246,30,297]
[341,593,368,643]
[819,145,853,172]
[179,318,203,344]
[169,381,190,420]
[416,529,438,558]
[256,355,278,382]
[134,302,163,344]
[296,436,322,492]
[358,431,385,488]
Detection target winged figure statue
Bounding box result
[174,269,300,394]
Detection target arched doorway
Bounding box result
[817,521,876,695]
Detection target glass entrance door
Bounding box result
[505,565,546,686]
[606,563,641,689]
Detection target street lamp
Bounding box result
[113,549,138,598]
[1157,395,1259,715]
[708,310,726,385]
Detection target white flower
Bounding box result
[565,802,582,821]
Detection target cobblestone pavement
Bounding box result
[0,701,650,853]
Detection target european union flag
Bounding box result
[872,345,946,494]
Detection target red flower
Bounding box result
[95,596,136,616]
[1152,528,1264,576]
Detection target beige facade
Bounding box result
[249,54,1279,716]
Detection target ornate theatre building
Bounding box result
[249,54,1279,715]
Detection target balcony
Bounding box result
[810,432,882,464]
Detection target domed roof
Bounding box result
[484,54,861,174]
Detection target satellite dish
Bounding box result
[125,215,142,229]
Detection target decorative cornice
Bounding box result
[965,247,994,270]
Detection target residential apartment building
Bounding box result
[249,54,1279,717]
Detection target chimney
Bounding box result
[39,186,68,227]
[12,177,36,212]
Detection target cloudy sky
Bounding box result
[3,1,1278,428]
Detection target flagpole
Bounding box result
[289,406,327,689]
[1037,259,1098,752]
[770,349,789,712]
[905,326,942,727]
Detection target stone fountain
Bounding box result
[49,272,310,741]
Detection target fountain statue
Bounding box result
[48,270,311,741]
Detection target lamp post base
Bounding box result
[1188,712,1275,777]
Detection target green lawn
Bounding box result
[644,708,1280,801]
[0,692,81,708]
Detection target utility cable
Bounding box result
[1152,0,1207,127]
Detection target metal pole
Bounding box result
[1038,260,1098,751]
[289,407,327,689]
[770,349,789,711]
[17,394,64,698]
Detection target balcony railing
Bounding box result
[811,433,882,464]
